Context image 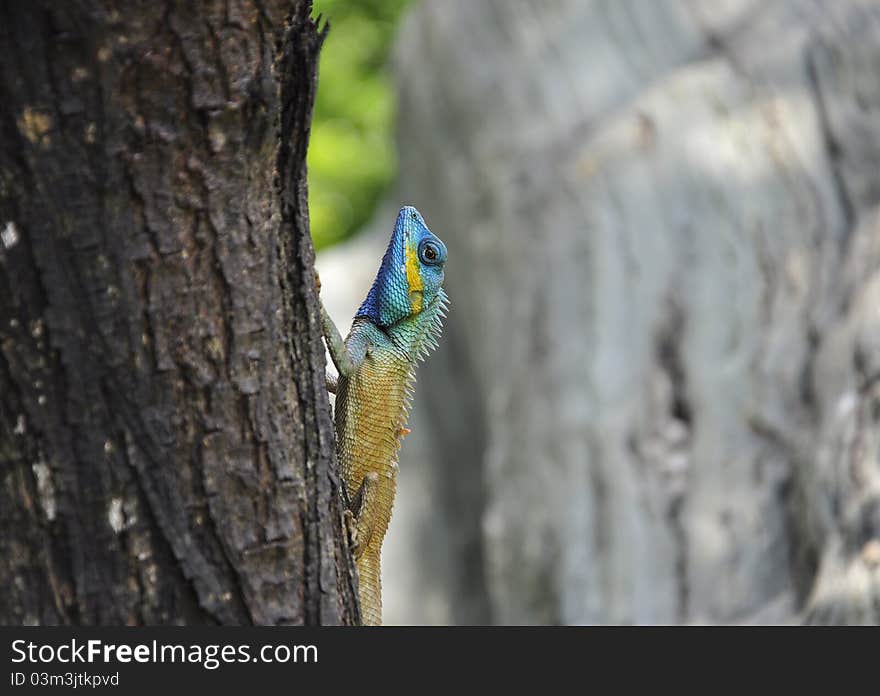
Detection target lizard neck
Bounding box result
[384,288,448,363]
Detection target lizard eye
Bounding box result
[418,239,442,265]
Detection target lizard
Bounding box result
[317,205,449,626]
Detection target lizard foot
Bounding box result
[348,472,380,560]
[344,508,358,550]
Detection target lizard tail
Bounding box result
[357,548,383,626]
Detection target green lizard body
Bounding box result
[319,206,448,625]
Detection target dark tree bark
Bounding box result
[0,0,358,625]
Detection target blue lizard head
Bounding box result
[357,206,447,327]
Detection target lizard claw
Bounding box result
[344,509,358,551]
[397,427,412,438]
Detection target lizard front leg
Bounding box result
[315,271,354,383]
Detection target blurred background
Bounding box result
[309,0,411,249]
[312,0,880,624]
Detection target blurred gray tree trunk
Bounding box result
[0,0,357,625]
[392,0,880,624]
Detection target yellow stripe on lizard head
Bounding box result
[405,240,423,313]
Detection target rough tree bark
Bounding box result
[371,0,880,624]
[0,0,358,625]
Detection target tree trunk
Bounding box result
[0,0,358,625]
[389,0,880,624]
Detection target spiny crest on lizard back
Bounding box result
[357,206,448,328]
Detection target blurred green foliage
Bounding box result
[309,0,412,250]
